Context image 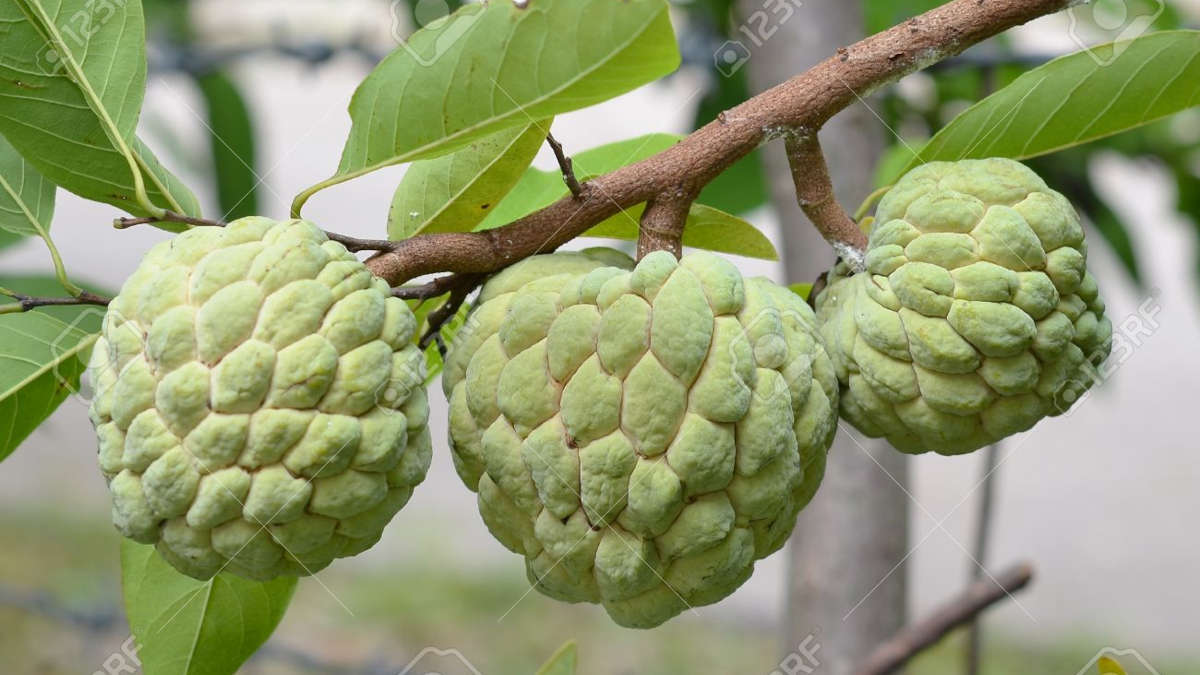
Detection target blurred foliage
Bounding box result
[143,0,261,221]
[2,504,1199,674]
[194,71,260,220]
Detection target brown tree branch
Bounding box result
[854,562,1035,675]
[0,289,110,314]
[636,189,695,259]
[546,133,583,199]
[394,273,486,354]
[114,211,224,229]
[785,132,868,270]
[323,231,400,253]
[363,0,1075,285]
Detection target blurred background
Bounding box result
[1,0,1198,673]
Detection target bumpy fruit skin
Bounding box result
[88,217,430,581]
[443,248,838,628]
[814,158,1112,455]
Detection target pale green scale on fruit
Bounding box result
[443,248,839,628]
[815,158,1113,455]
[88,217,430,581]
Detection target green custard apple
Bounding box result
[88,217,430,581]
[442,248,839,628]
[814,158,1112,455]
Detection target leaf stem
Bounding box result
[0,287,110,313]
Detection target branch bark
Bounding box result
[854,562,1035,675]
[636,189,694,259]
[546,132,584,199]
[364,0,1075,285]
[0,289,110,314]
[784,132,868,270]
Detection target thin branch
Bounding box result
[114,211,225,229]
[785,132,868,270]
[546,132,583,199]
[112,212,400,257]
[323,231,400,253]
[854,562,1035,675]
[0,289,110,314]
[365,0,1075,286]
[636,189,694,260]
[394,273,486,355]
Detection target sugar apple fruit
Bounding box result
[88,217,430,581]
[442,248,839,628]
[814,158,1112,455]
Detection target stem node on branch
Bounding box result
[637,190,694,260]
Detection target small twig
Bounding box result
[636,190,694,260]
[323,231,400,253]
[546,132,584,199]
[394,273,485,354]
[854,562,1034,675]
[114,211,225,229]
[0,289,110,314]
[784,132,868,271]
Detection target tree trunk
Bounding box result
[737,2,910,672]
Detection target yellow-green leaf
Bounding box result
[292,0,679,215]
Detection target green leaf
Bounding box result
[0,132,80,291]
[479,133,777,259]
[0,133,55,238]
[788,283,813,301]
[388,120,548,240]
[194,71,259,220]
[0,275,103,462]
[872,143,922,188]
[121,540,296,675]
[585,203,777,260]
[0,229,23,251]
[536,640,578,675]
[902,30,1200,176]
[292,0,679,215]
[0,0,200,219]
[478,133,683,229]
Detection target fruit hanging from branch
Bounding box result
[442,249,839,627]
[814,158,1112,454]
[88,218,431,580]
